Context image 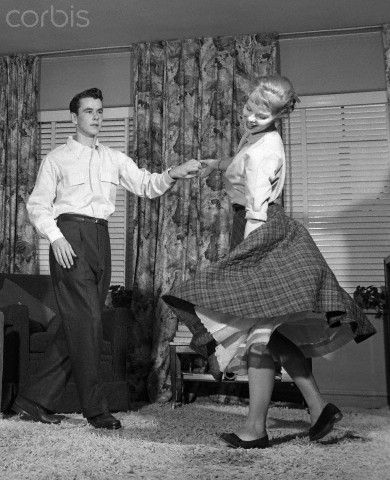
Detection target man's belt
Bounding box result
[57,213,108,227]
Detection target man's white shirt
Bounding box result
[27,136,175,243]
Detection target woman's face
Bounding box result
[242,98,276,134]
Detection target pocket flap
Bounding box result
[100,170,119,185]
[63,173,87,186]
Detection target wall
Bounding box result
[280,31,386,94]
[313,313,388,408]
[39,31,386,111]
[39,51,132,110]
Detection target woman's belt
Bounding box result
[232,202,276,212]
[232,203,245,212]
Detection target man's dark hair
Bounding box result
[69,87,103,115]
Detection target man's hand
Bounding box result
[168,160,202,179]
[200,159,219,178]
[52,237,77,269]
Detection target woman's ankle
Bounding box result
[246,419,267,436]
[236,423,267,440]
[309,399,328,424]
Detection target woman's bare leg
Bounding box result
[268,332,326,424]
[235,347,275,440]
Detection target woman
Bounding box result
[162,75,375,449]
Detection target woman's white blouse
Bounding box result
[224,130,286,238]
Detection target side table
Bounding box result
[169,342,304,407]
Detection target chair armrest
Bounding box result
[1,304,31,385]
[45,315,61,336]
[1,304,30,330]
[0,312,4,405]
[102,307,129,380]
[1,304,28,327]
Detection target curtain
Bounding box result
[0,55,40,273]
[131,34,279,401]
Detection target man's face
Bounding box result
[72,97,103,138]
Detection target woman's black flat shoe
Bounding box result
[219,432,269,449]
[206,353,223,381]
[309,403,343,441]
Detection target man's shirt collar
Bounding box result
[67,136,101,158]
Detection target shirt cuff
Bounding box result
[46,226,65,244]
[244,219,264,238]
[163,168,177,185]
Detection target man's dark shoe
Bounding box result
[12,396,61,424]
[87,412,122,430]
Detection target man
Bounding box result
[12,87,201,429]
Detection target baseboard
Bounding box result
[320,392,389,408]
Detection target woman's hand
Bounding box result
[169,160,202,179]
[200,159,219,177]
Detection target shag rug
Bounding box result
[0,400,389,480]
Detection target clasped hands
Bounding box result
[168,159,219,179]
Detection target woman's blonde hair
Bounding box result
[248,75,299,117]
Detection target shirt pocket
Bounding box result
[100,169,119,185]
[63,172,88,187]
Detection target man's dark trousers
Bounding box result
[20,216,111,417]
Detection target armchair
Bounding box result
[0,311,3,411]
[0,274,132,413]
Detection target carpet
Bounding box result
[0,400,389,480]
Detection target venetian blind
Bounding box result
[283,92,390,294]
[37,107,134,286]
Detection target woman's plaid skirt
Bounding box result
[163,204,376,374]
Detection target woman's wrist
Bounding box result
[167,167,178,180]
[216,159,225,171]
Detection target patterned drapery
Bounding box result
[131,35,279,401]
[0,55,40,273]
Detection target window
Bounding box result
[283,91,390,294]
[37,107,134,286]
